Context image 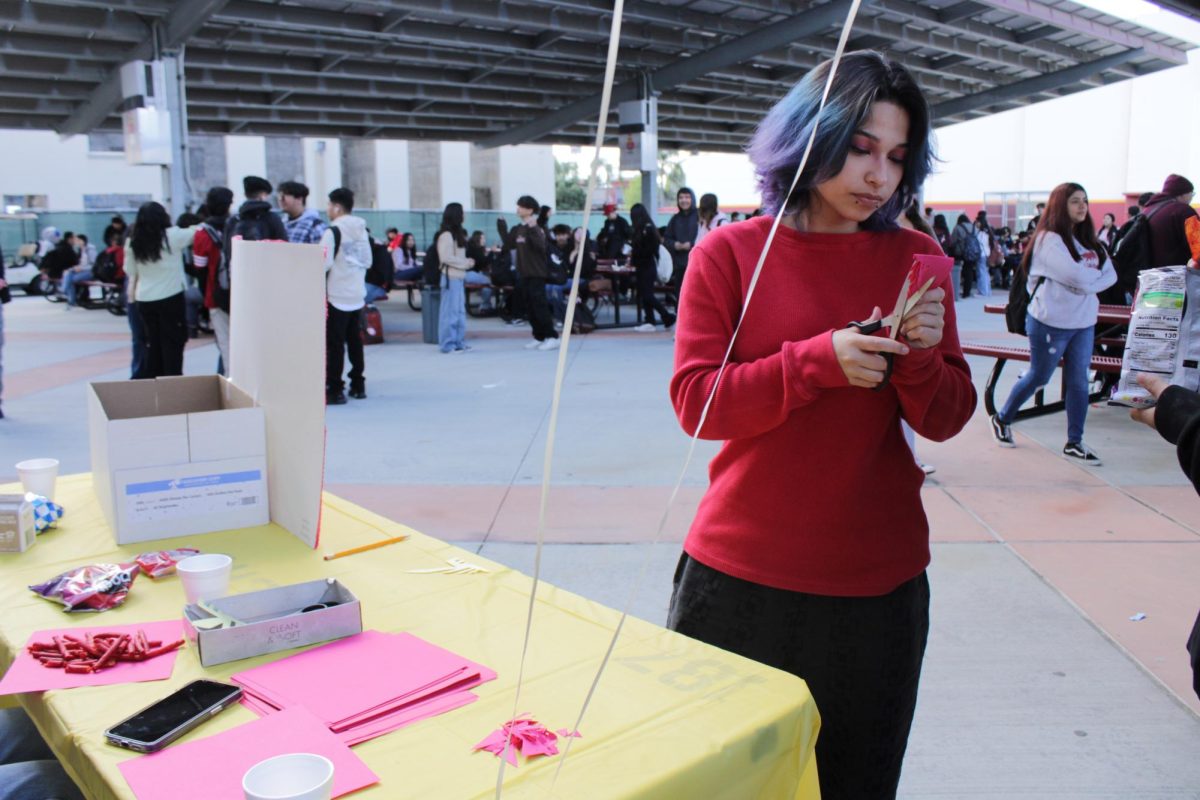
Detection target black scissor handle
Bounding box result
[844,320,894,390]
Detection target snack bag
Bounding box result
[135,548,201,578]
[30,563,141,612]
[1110,266,1200,408]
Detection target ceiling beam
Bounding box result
[57,0,231,136]
[479,0,869,149]
[931,48,1144,120]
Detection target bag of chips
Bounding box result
[135,548,201,578]
[30,563,141,612]
[1110,266,1200,408]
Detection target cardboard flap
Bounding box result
[229,240,326,548]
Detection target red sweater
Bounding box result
[670,216,976,596]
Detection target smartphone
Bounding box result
[105,679,243,753]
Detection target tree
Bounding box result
[659,150,688,204]
[555,160,587,211]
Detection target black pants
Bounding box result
[136,292,187,378]
[959,259,974,297]
[524,276,557,342]
[635,262,673,326]
[326,304,364,393]
[667,554,929,800]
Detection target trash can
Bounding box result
[421,285,441,344]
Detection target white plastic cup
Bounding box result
[176,554,233,604]
[16,458,59,502]
[243,753,334,800]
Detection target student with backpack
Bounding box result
[191,187,235,374]
[990,182,1116,463]
[949,214,980,298]
[319,188,371,404]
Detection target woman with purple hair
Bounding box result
[667,51,976,798]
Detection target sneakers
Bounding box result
[537,338,560,351]
[919,462,936,476]
[663,313,677,329]
[990,414,1015,447]
[634,323,656,333]
[326,391,347,406]
[1063,442,1102,465]
[523,340,542,350]
[348,387,367,400]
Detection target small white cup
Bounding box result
[243,753,334,800]
[16,458,59,502]
[177,553,233,604]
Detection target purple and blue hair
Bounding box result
[747,50,934,230]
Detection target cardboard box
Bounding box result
[0,494,36,553]
[182,579,362,667]
[87,240,327,548]
[88,375,269,544]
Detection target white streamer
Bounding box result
[550,0,865,789]
[494,1,626,796]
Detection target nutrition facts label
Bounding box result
[124,470,265,524]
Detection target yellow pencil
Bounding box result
[323,535,408,561]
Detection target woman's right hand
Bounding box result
[831,306,911,388]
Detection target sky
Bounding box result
[554,1,1199,210]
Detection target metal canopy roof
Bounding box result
[0,0,1192,152]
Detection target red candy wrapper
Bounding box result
[135,549,200,579]
[29,563,141,612]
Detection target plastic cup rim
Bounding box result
[177,553,233,574]
[242,752,334,799]
[15,458,60,472]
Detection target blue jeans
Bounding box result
[127,300,148,378]
[394,265,422,282]
[464,271,492,311]
[438,274,467,352]
[363,283,388,304]
[975,256,991,297]
[0,709,84,800]
[998,316,1094,444]
[61,269,93,306]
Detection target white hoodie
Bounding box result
[1026,231,1117,330]
[320,215,370,311]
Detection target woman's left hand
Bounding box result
[899,286,946,349]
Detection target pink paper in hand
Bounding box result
[117,706,378,800]
[909,254,953,298]
[0,620,182,695]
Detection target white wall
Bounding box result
[303,137,342,204]
[0,130,162,210]
[374,140,410,209]
[439,142,473,210]
[498,144,555,211]
[925,61,1200,204]
[223,136,267,193]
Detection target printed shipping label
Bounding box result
[124,470,264,524]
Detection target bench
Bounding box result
[961,341,1121,420]
[465,283,512,317]
[391,280,422,311]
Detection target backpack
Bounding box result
[656,244,673,283]
[546,251,568,286]
[1111,204,1166,293]
[571,300,596,334]
[92,248,120,283]
[366,240,394,290]
[1005,264,1045,335]
[422,241,441,286]
[961,227,983,264]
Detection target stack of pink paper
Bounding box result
[231,630,495,745]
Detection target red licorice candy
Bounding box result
[26,628,183,673]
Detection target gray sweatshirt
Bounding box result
[1027,231,1117,330]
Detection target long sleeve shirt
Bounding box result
[670,216,976,596]
[1026,231,1117,330]
[436,231,473,280]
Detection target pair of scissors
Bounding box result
[845,275,936,389]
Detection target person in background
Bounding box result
[319,188,370,403]
[950,213,976,298]
[502,195,558,351]
[990,182,1116,463]
[0,243,7,419]
[385,227,400,250]
[434,203,476,353]
[1143,174,1197,269]
[974,211,994,298]
[1027,201,1046,232]
[102,215,127,247]
[173,212,205,337]
[191,187,234,374]
[40,231,78,287]
[0,708,85,800]
[729,211,743,222]
[464,230,496,314]
[59,233,95,308]
[1097,212,1118,254]
[278,181,326,245]
[900,199,932,236]
[932,213,952,255]
[392,232,422,282]
[695,193,729,245]
[670,50,974,799]
[630,202,675,333]
[596,203,631,261]
[663,187,698,288]
[125,202,197,378]
[227,176,288,250]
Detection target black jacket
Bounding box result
[597,216,631,260]
[40,241,80,279]
[224,200,288,263]
[663,206,698,271]
[630,223,661,272]
[1144,195,1199,269]
[503,221,548,280]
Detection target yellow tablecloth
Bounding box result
[0,474,820,799]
